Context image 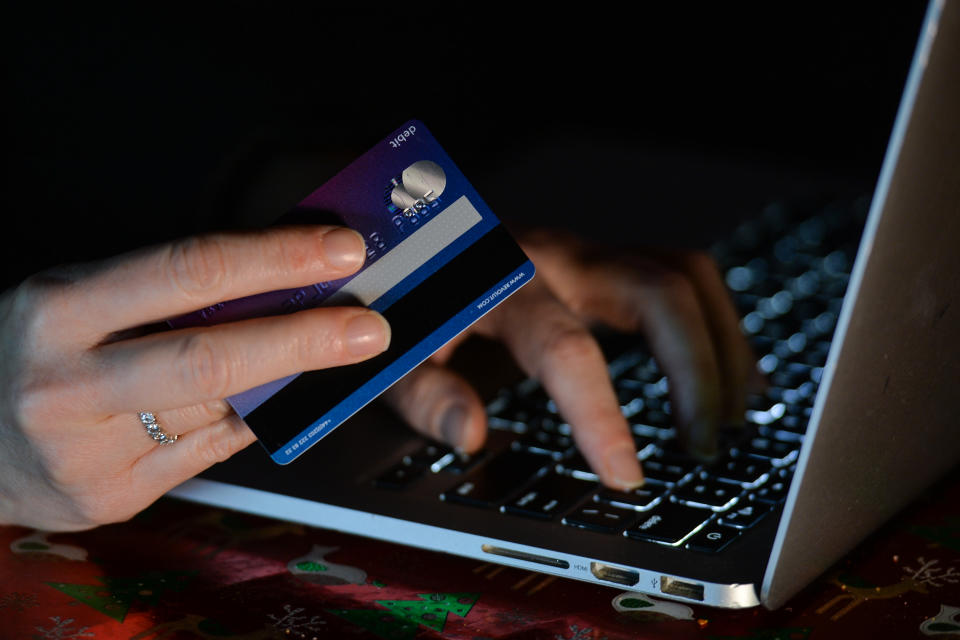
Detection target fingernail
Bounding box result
[344,312,390,357]
[606,443,645,490]
[323,228,365,270]
[440,403,468,448]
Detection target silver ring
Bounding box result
[138,412,179,445]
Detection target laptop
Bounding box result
[168,0,960,609]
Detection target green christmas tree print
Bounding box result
[331,592,480,639]
[47,570,194,622]
[375,593,480,633]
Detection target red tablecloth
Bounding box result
[3,470,959,640]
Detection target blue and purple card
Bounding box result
[171,120,535,463]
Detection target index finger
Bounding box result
[61,226,367,339]
[479,281,644,490]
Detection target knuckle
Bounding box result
[541,325,600,369]
[290,325,330,368]
[11,272,71,344]
[166,235,229,299]
[275,228,318,275]
[682,249,716,272]
[397,372,437,424]
[654,268,699,309]
[197,399,230,424]
[389,368,454,432]
[195,429,237,467]
[14,373,63,429]
[179,333,233,399]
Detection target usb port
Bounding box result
[660,576,705,601]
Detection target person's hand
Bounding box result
[0,226,391,531]
[384,229,755,489]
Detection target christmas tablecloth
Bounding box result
[2,469,959,640]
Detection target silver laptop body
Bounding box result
[169,0,960,609]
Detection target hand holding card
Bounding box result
[170,121,535,464]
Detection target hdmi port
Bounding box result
[590,562,639,586]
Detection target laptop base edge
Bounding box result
[167,478,762,609]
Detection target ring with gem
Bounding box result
[137,412,179,445]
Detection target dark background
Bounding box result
[1,5,928,290]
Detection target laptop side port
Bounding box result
[480,544,570,569]
[589,562,640,586]
[660,576,705,601]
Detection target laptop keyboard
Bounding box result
[374,197,868,554]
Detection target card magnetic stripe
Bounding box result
[227,194,491,417]
[244,223,533,458]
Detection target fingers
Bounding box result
[150,399,233,434]
[523,237,730,459]
[673,253,756,424]
[480,282,644,490]
[382,362,487,453]
[628,270,724,458]
[55,225,368,340]
[93,307,390,414]
[130,413,257,504]
[576,261,725,458]
[104,401,234,460]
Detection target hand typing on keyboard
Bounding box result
[383,230,758,491]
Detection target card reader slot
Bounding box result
[480,544,570,569]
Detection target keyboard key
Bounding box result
[706,457,772,487]
[640,458,695,485]
[625,502,712,545]
[503,473,596,520]
[751,472,792,504]
[536,416,567,433]
[517,430,575,458]
[760,426,805,444]
[642,377,670,398]
[563,504,637,534]
[632,436,658,458]
[770,362,813,388]
[439,449,489,474]
[777,414,808,433]
[803,341,832,366]
[685,524,740,553]
[630,359,663,382]
[594,485,667,510]
[487,416,527,432]
[764,386,792,403]
[734,437,799,465]
[749,335,775,355]
[719,502,772,530]
[631,422,674,439]
[643,410,671,426]
[745,401,787,425]
[785,403,813,419]
[403,443,451,469]
[556,453,600,481]
[616,389,644,417]
[672,479,741,510]
[441,450,548,508]
[375,462,425,490]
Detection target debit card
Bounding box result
[170,120,535,464]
